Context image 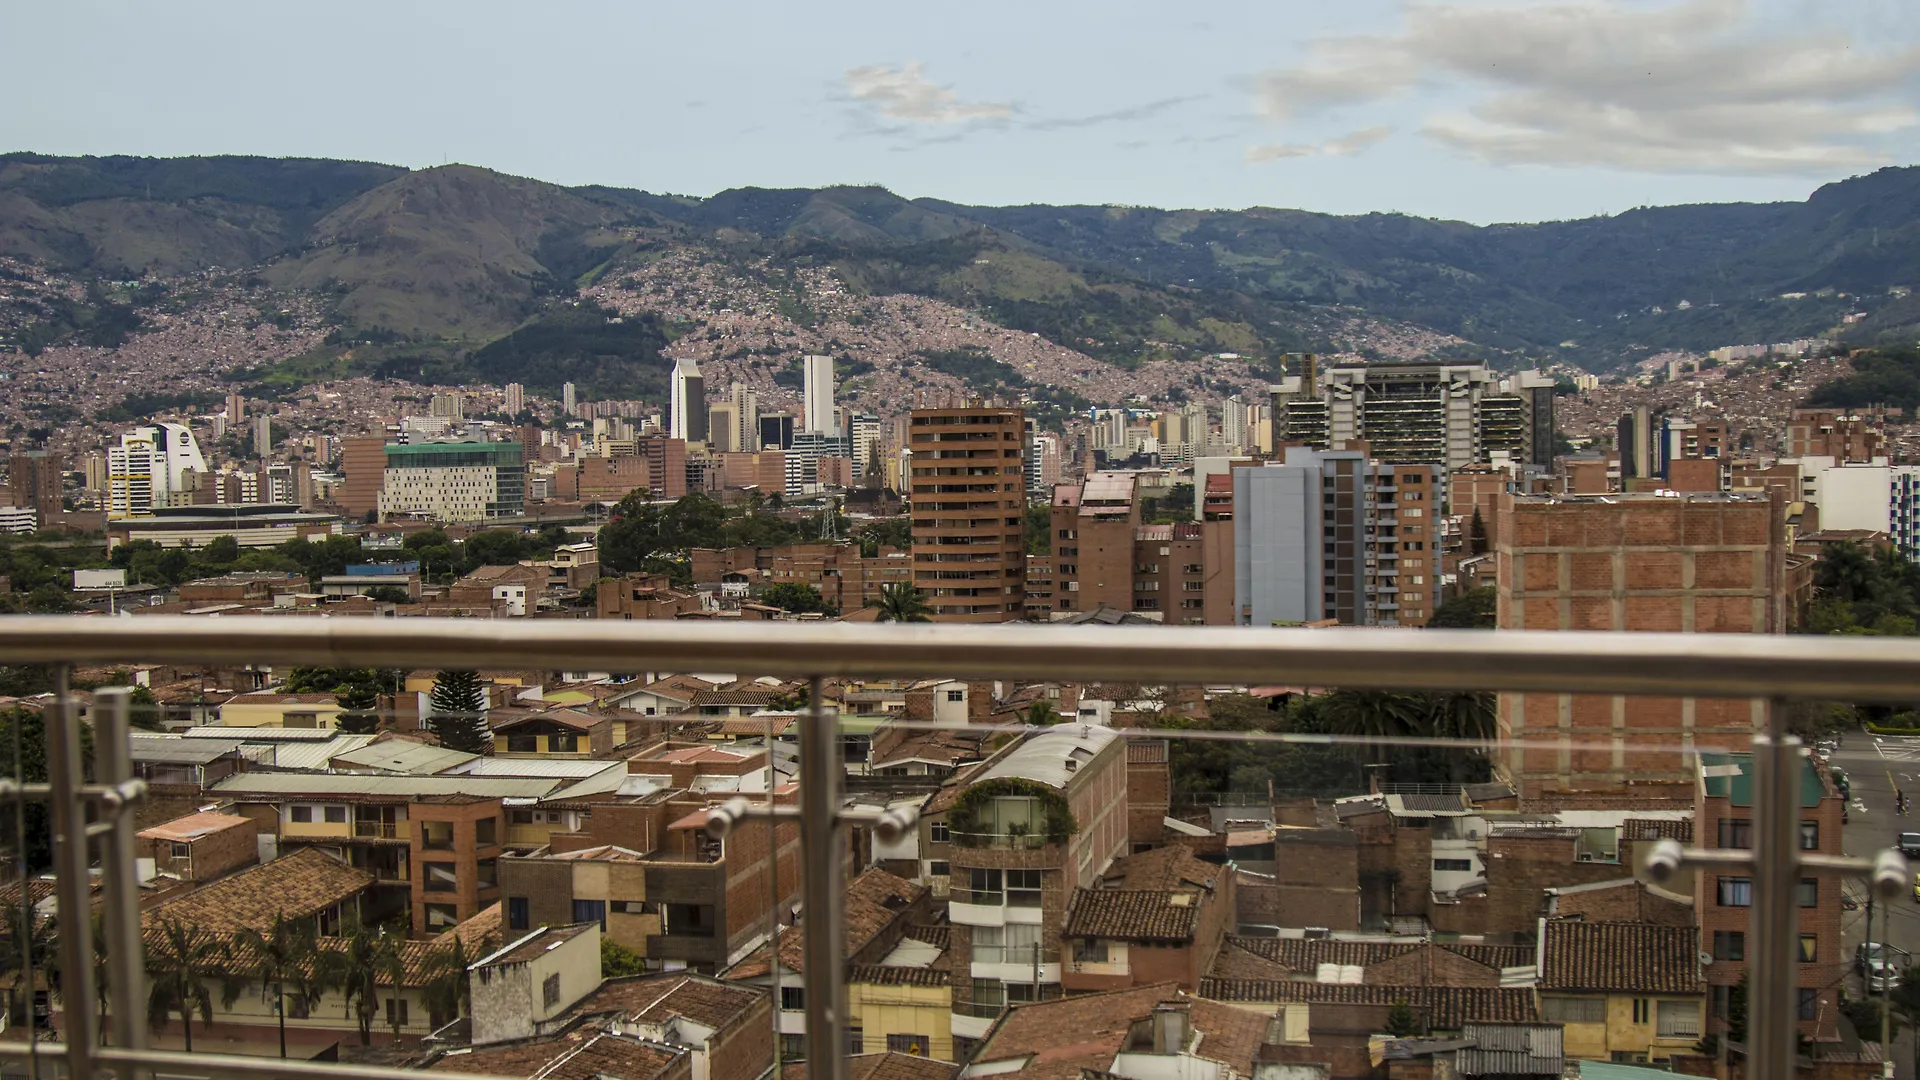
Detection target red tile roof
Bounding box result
[1538,921,1702,993]
[1065,889,1201,942]
[1198,980,1540,1027]
[141,848,372,937]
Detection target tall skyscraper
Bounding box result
[226,392,246,428]
[707,402,740,453]
[802,354,836,435]
[107,423,208,519]
[848,413,882,482]
[1221,395,1248,451]
[730,383,760,450]
[669,357,707,443]
[909,405,1025,622]
[1268,359,1554,468]
[562,382,578,416]
[1617,406,1655,480]
[503,383,525,417]
[253,414,274,464]
[6,451,63,523]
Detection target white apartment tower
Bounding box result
[562,382,578,416]
[503,383,525,417]
[802,354,837,435]
[669,357,707,443]
[730,383,760,451]
[107,423,209,519]
[1221,394,1248,451]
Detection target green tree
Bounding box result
[1427,587,1497,629]
[1726,972,1750,1046]
[872,582,933,623]
[762,583,834,616]
[1025,504,1052,555]
[145,919,236,1053]
[429,671,490,753]
[1467,508,1489,556]
[601,938,647,978]
[204,535,240,565]
[421,934,472,1029]
[1023,700,1062,727]
[236,911,318,1059]
[1384,999,1420,1037]
[318,915,404,1047]
[364,585,412,604]
[128,685,164,731]
[853,518,911,557]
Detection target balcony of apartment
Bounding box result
[0,615,1909,1080]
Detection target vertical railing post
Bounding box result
[47,671,96,1077]
[1748,701,1800,1080]
[93,688,148,1079]
[798,675,847,1080]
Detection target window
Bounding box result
[549,733,579,754]
[1007,869,1042,907]
[422,821,455,850]
[475,858,498,890]
[613,900,652,915]
[424,862,458,892]
[1433,858,1473,873]
[290,806,313,823]
[972,978,1005,1009]
[1798,988,1817,1021]
[888,1034,932,1056]
[1800,821,1819,850]
[508,897,530,931]
[425,903,457,930]
[1712,931,1744,961]
[780,1034,806,1061]
[847,1028,863,1055]
[324,806,346,824]
[1716,877,1752,906]
[386,998,408,1027]
[170,842,190,859]
[1631,998,1649,1025]
[1712,985,1730,1018]
[287,994,310,1020]
[967,868,1003,904]
[1073,939,1109,964]
[510,810,534,825]
[1717,818,1753,849]
[929,861,950,876]
[1540,998,1606,1024]
[781,986,805,1011]
[947,690,965,702]
[1798,878,1817,907]
[1800,934,1818,962]
[507,734,538,753]
[929,821,950,844]
[475,818,497,846]
[1657,1001,1700,1039]
[573,899,607,930]
[542,972,562,1009]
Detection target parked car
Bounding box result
[1901,832,1920,858]
[1859,942,1905,992]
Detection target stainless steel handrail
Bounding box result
[4,614,1920,700]
[1,615,1913,1080]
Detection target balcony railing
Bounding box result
[0,616,1916,1080]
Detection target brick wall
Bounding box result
[137,818,259,884]
[1429,831,1626,939]
[1552,881,1694,925]
[709,989,774,1080]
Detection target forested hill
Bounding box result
[3,152,1917,372]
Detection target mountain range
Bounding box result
[3,151,1918,389]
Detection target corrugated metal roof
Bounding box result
[451,758,618,779]
[332,742,479,775]
[1458,1023,1563,1078]
[978,725,1119,790]
[268,735,379,770]
[182,726,337,741]
[211,773,564,799]
[129,734,242,765]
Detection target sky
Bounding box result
[4,0,1918,224]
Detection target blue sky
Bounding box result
[4,0,1917,224]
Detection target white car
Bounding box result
[1859,942,1905,992]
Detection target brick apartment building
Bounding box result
[1787,408,1883,462]
[1060,845,1235,993]
[1494,491,1803,799]
[1694,750,1846,1044]
[908,405,1026,622]
[1039,474,1234,624]
[937,725,1129,1053]
[135,810,259,884]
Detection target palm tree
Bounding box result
[377,936,409,1045]
[145,919,235,1053]
[1319,690,1426,745]
[1816,541,1877,605]
[419,934,471,1032]
[45,909,111,1043]
[318,916,403,1047]
[872,582,933,623]
[235,911,317,1059]
[1022,700,1061,727]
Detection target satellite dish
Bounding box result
[1699,951,1713,968]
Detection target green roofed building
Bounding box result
[379,441,525,523]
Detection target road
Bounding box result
[1838,733,1920,1078]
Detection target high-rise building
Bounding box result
[1787,408,1883,462]
[729,383,760,451]
[848,413,882,482]
[337,435,389,519]
[759,414,796,452]
[1220,395,1248,452]
[1232,449,1442,627]
[253,414,274,464]
[1493,490,1791,799]
[802,354,836,435]
[429,392,466,421]
[378,441,526,522]
[1270,359,1554,468]
[707,402,740,453]
[1617,406,1655,480]
[107,423,208,519]
[669,357,707,443]
[784,432,852,496]
[6,451,63,518]
[503,383,525,417]
[226,392,247,428]
[908,405,1025,622]
[562,382,578,416]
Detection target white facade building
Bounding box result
[802,354,836,435]
[107,423,209,519]
[669,356,706,443]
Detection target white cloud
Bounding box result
[1251,0,1920,174]
[844,62,1014,125]
[1248,126,1394,163]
